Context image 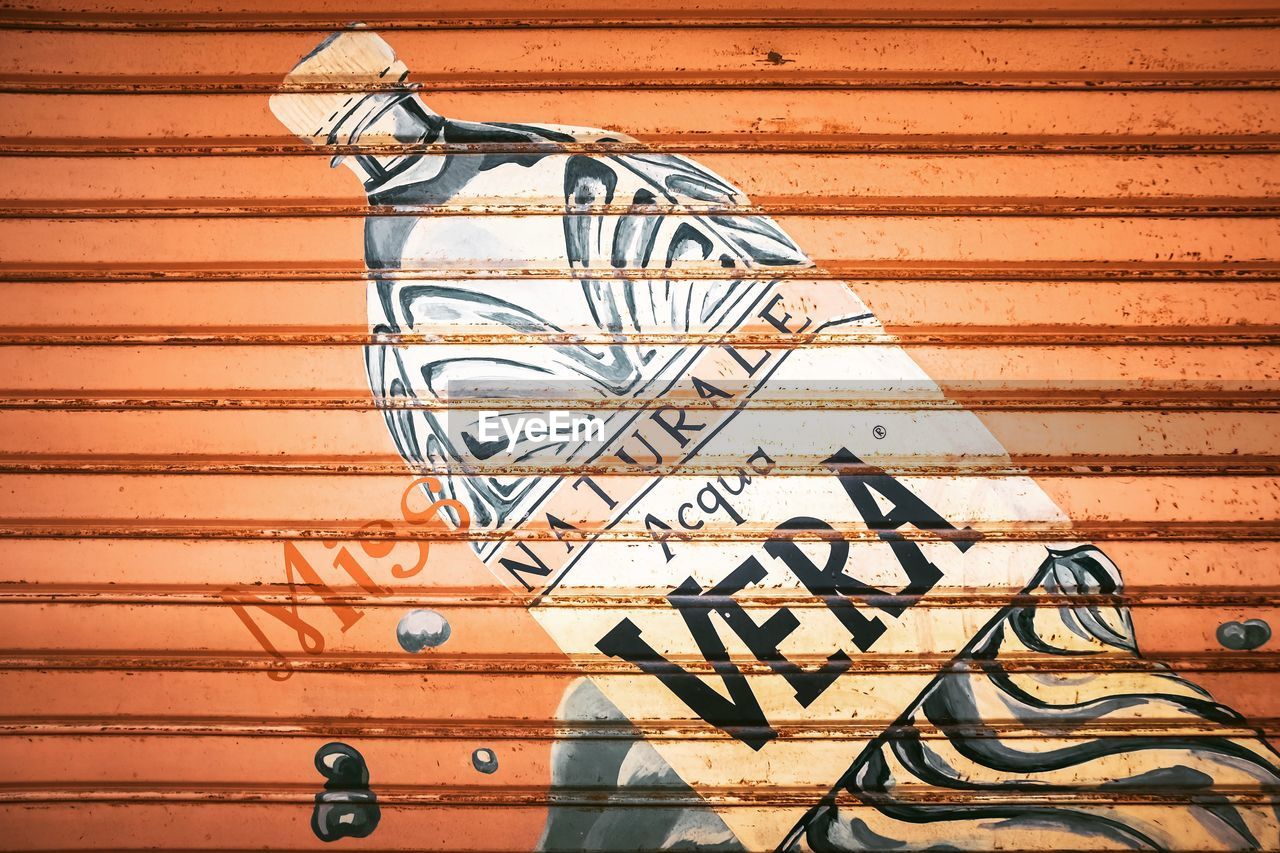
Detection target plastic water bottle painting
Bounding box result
[270,31,1280,851]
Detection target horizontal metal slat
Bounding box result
[0,812,1258,853]
[1,601,1273,658]
[6,668,1274,727]
[0,522,1274,541]
[3,396,1275,411]
[8,75,1280,92]
[7,262,1278,281]
[0,472,1272,522]
[4,216,1277,267]
[5,717,1276,739]
[2,343,1270,407]
[0,538,1267,589]
[3,328,1277,345]
[4,651,1276,674]
[1,410,1264,459]
[3,454,1277,475]
[12,199,1280,217]
[4,785,1276,806]
[5,0,1280,30]
[12,137,1280,154]
[4,28,1276,85]
[2,280,1269,336]
[5,91,1275,144]
[4,154,1278,206]
[5,586,1279,607]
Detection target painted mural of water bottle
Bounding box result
[271,31,1280,853]
[270,29,828,550]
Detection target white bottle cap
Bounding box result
[270,30,411,144]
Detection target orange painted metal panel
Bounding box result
[0,5,1279,851]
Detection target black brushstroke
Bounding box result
[310,742,381,842]
[778,548,1280,852]
[1219,619,1272,651]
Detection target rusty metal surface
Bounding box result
[1,4,1279,851]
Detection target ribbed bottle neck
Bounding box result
[327,93,444,192]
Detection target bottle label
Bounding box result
[472,281,1071,849]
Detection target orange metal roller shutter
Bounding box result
[1,2,1279,851]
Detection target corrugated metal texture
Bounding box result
[1,2,1279,850]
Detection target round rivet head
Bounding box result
[472,748,499,774]
[396,609,451,652]
[1217,618,1271,651]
